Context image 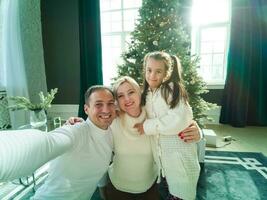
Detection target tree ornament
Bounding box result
[153,41,159,46]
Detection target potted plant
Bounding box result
[7,88,58,127]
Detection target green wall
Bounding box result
[41,0,80,104]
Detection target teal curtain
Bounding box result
[78,0,103,119]
[220,0,267,127]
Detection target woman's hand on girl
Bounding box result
[178,121,201,143]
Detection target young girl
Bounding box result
[134,51,200,200]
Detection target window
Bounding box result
[100,0,142,85]
[191,0,231,87]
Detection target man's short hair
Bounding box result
[84,85,114,104]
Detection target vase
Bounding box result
[30,109,47,128]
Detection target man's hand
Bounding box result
[178,120,201,143]
[133,123,145,135]
[65,117,84,125]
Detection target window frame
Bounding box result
[191,0,231,89]
[100,0,141,85]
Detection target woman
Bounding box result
[105,76,159,199]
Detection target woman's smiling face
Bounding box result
[116,81,141,117]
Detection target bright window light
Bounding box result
[192,0,230,26]
[191,0,231,86]
[100,0,141,85]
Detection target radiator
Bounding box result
[0,91,11,130]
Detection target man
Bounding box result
[0,85,116,199]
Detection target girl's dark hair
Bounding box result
[141,52,188,109]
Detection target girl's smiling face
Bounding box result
[145,58,167,91]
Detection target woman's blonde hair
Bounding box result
[112,76,141,100]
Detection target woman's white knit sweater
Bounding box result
[108,108,158,193]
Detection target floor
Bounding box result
[205,124,267,156]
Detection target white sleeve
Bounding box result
[0,128,73,181]
[143,100,193,135]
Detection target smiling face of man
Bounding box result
[84,88,116,130]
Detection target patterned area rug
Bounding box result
[197,151,267,200]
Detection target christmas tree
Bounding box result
[115,0,216,128]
